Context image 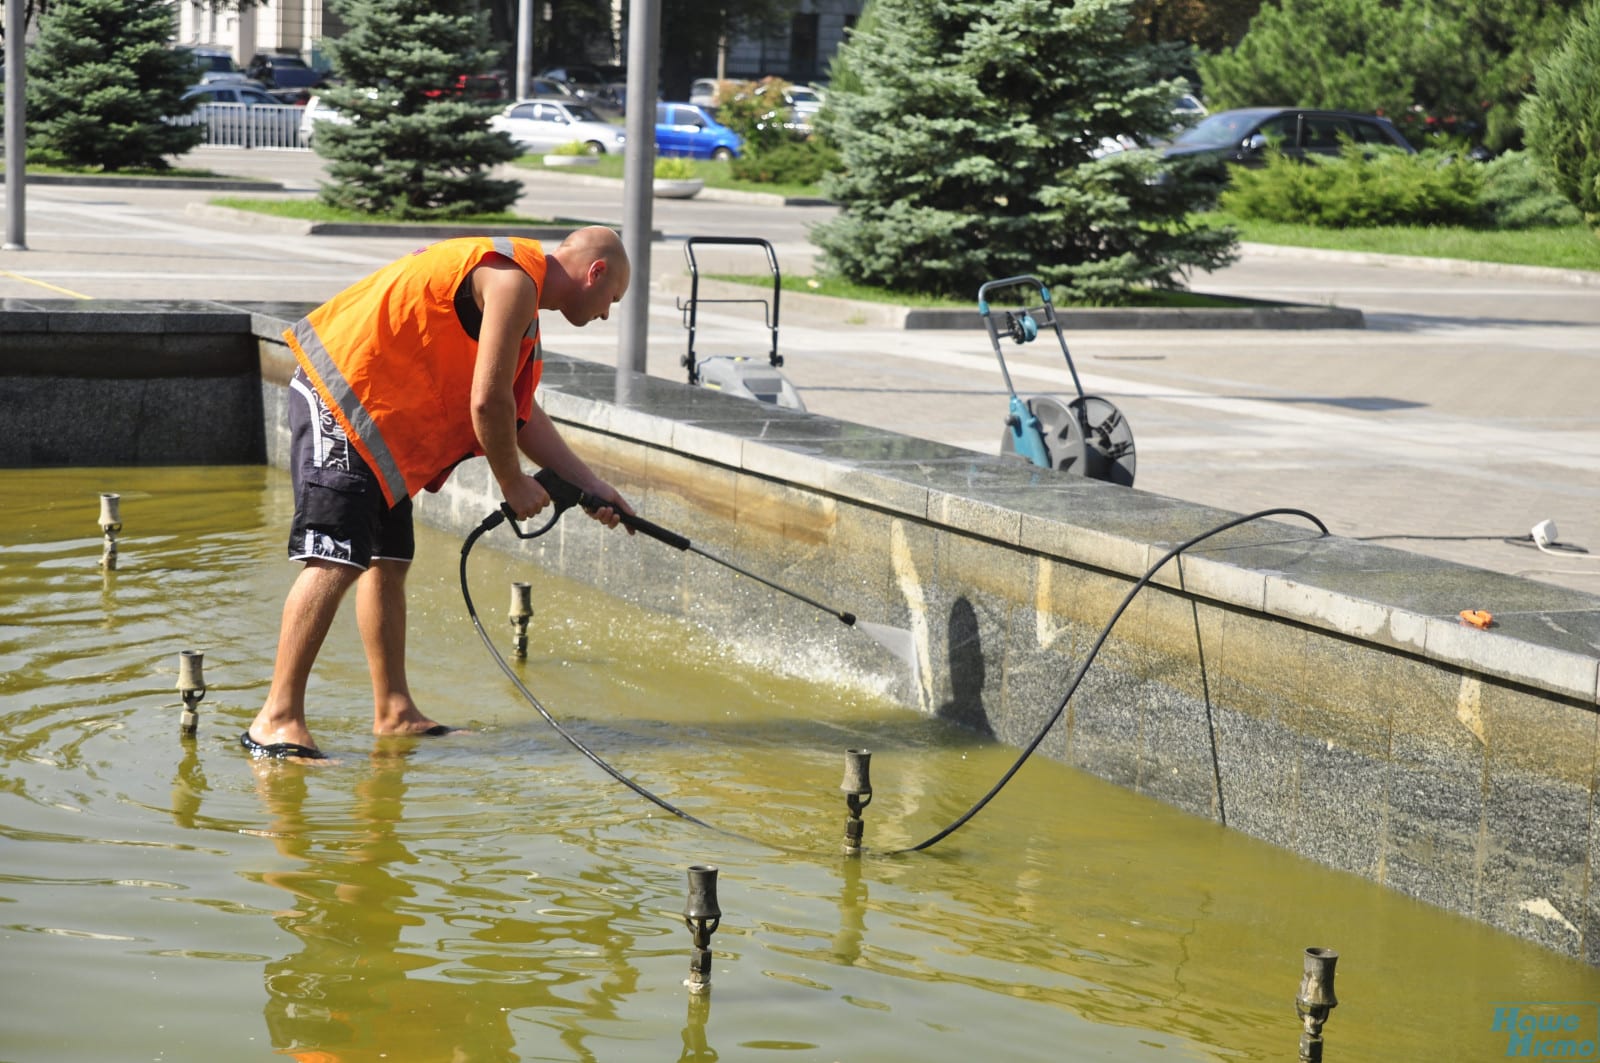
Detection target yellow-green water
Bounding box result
[2,466,1597,1061]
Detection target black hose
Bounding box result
[463,491,1327,858]
[459,508,769,847]
[893,507,1329,854]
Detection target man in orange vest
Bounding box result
[242,226,633,761]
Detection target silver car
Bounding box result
[489,99,626,154]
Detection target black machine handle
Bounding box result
[680,236,783,381]
[496,469,689,551]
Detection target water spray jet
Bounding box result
[507,581,533,658]
[682,864,721,994]
[177,650,206,736]
[97,493,122,570]
[840,748,873,856]
[1296,946,1339,1061]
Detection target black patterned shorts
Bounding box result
[287,367,414,569]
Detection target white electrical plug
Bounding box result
[1532,519,1559,549]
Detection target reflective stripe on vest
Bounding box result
[494,236,539,340]
[285,237,548,505]
[290,317,410,505]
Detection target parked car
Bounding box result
[750,82,825,135]
[489,99,627,154]
[297,93,353,146]
[539,65,608,100]
[180,84,303,147]
[175,45,256,85]
[245,52,325,91]
[689,78,721,108]
[422,74,505,102]
[655,102,742,160]
[1173,92,1207,121]
[1162,107,1414,171]
[521,76,577,100]
[762,83,824,119]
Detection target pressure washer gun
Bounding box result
[479,469,866,630]
[490,468,690,551]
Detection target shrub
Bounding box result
[729,138,840,186]
[654,156,696,180]
[1476,151,1584,228]
[549,140,588,156]
[1220,145,1483,227]
[1520,0,1600,227]
[716,77,802,157]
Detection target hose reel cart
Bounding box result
[678,236,805,410]
[979,274,1137,486]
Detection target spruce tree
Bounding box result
[1520,0,1600,228]
[812,0,1236,303]
[1197,0,1436,119]
[316,0,521,218]
[24,0,202,170]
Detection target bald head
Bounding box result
[558,226,631,293]
[549,226,630,327]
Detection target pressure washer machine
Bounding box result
[979,274,1137,486]
[677,236,805,411]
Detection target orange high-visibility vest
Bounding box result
[284,237,547,506]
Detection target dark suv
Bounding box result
[1162,107,1415,170]
[245,52,325,91]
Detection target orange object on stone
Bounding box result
[1459,609,1493,629]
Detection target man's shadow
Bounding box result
[935,596,994,737]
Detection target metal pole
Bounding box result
[514,0,531,100]
[616,0,658,384]
[4,0,28,251]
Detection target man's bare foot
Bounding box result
[373,698,467,736]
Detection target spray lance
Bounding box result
[483,469,917,669]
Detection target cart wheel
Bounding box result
[1071,395,1137,487]
[999,395,1088,474]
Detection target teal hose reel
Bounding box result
[978,275,1137,486]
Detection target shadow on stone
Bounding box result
[937,596,994,736]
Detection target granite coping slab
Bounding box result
[527,351,1600,705]
[0,299,256,334]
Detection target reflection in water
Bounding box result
[251,752,527,1061]
[832,857,868,967]
[170,736,208,830]
[678,993,716,1063]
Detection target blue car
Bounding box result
[655,103,742,160]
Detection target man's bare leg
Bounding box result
[357,559,450,735]
[247,559,362,753]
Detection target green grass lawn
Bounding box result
[209,196,556,226]
[1215,213,1600,272]
[513,153,827,200]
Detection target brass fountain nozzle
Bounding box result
[840,748,873,856]
[682,864,722,994]
[98,493,123,570]
[508,581,533,658]
[1296,947,1339,1062]
[177,650,207,736]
